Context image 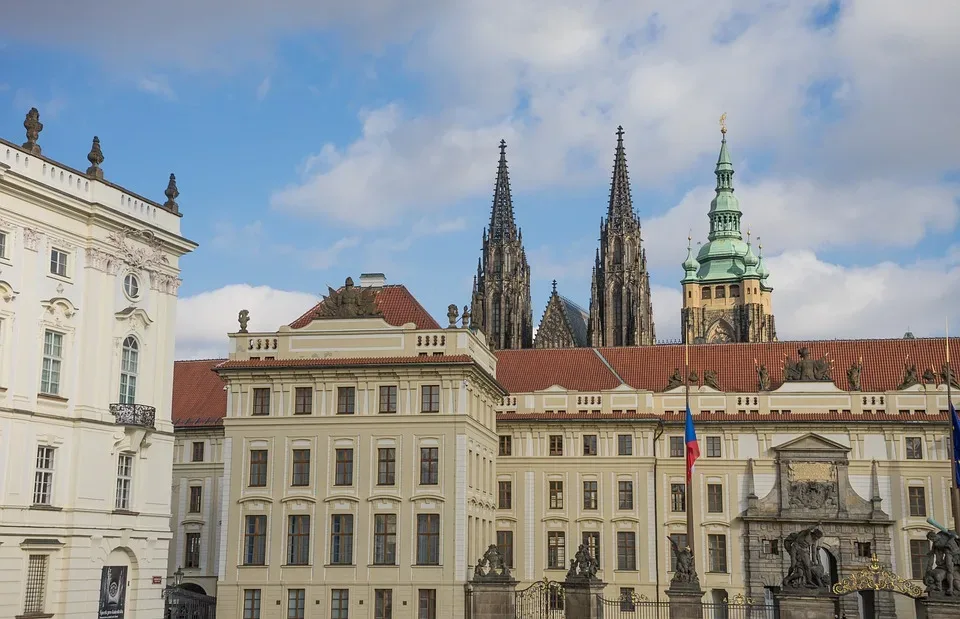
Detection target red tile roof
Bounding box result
[288,285,440,330]
[215,354,474,371]
[496,338,960,394]
[495,348,621,392]
[172,359,228,428]
[498,410,950,424]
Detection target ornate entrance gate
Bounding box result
[516,579,565,619]
[831,555,923,619]
[162,586,217,619]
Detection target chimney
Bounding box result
[359,273,386,288]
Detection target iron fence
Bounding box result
[162,587,216,619]
[516,579,566,619]
[597,593,670,619]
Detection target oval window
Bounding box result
[123,273,140,299]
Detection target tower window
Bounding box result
[613,238,623,266]
[687,290,692,298]
[730,284,740,298]
[715,286,726,299]
[701,287,712,300]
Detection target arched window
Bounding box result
[493,250,503,276]
[701,287,712,300]
[613,238,623,266]
[715,286,726,299]
[730,284,741,298]
[491,295,501,339]
[613,288,623,346]
[119,336,139,404]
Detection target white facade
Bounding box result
[0,123,195,619]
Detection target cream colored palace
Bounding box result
[0,109,195,618]
[171,274,957,619]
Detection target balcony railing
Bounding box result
[110,403,156,429]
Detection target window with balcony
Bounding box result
[119,336,139,404]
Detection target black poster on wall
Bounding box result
[97,566,127,619]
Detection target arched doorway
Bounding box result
[100,547,138,618]
[180,583,206,595]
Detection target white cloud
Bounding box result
[12,88,67,119]
[137,75,176,100]
[176,284,317,359]
[301,236,360,270]
[256,76,271,101]
[373,216,468,252]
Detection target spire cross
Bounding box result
[719,113,727,135]
[499,139,507,156]
[552,279,557,294]
[616,125,624,141]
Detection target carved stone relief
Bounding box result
[23,228,41,252]
[787,462,838,510]
[107,227,169,270]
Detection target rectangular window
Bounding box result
[707,483,723,513]
[243,589,262,619]
[671,483,686,513]
[50,248,68,277]
[249,450,268,487]
[669,534,688,572]
[911,539,931,580]
[617,532,637,570]
[905,437,923,460]
[619,588,636,612]
[549,481,564,509]
[287,515,310,565]
[373,514,397,565]
[763,539,780,555]
[499,435,512,456]
[582,531,600,564]
[416,514,440,565]
[374,590,393,619]
[243,515,267,565]
[419,447,439,485]
[421,385,440,413]
[33,446,55,505]
[377,448,396,486]
[191,441,205,462]
[418,590,437,619]
[23,554,48,615]
[856,541,872,558]
[497,530,514,568]
[337,387,356,414]
[547,531,566,569]
[669,436,684,458]
[331,590,349,619]
[291,449,310,486]
[287,589,305,619]
[708,534,727,572]
[378,385,397,413]
[583,434,598,456]
[335,448,354,486]
[185,532,201,568]
[40,330,63,396]
[705,436,722,458]
[189,486,202,513]
[115,453,133,510]
[908,486,927,517]
[582,480,598,510]
[252,388,270,416]
[618,480,634,510]
[549,435,563,456]
[0,231,6,259]
[330,514,354,564]
[617,434,633,456]
[498,480,512,509]
[294,387,312,414]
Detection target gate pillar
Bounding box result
[665,582,703,619]
[562,579,605,619]
[774,592,838,619]
[919,596,960,619]
[466,580,518,619]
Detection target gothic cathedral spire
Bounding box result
[470,140,534,350]
[588,127,656,347]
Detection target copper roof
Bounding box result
[288,285,440,330]
[172,359,227,428]
[496,338,960,394]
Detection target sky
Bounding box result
[1,0,959,360]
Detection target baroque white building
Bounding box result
[0,109,196,618]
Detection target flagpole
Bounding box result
[947,320,960,532]
[685,336,695,561]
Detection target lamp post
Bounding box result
[162,566,184,619]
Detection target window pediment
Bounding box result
[41,297,79,324]
[115,306,153,330]
[0,280,18,302]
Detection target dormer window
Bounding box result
[701,287,712,300]
[715,286,726,299]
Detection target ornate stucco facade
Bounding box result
[681,126,776,344]
[0,109,196,618]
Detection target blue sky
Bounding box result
[1,0,958,358]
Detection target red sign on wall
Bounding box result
[152,576,162,585]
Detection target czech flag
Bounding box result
[685,405,700,481]
[951,402,960,488]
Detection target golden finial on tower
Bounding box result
[747,227,752,243]
[719,113,727,135]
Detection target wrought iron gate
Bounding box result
[595,592,777,619]
[516,579,566,619]
[163,587,216,619]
